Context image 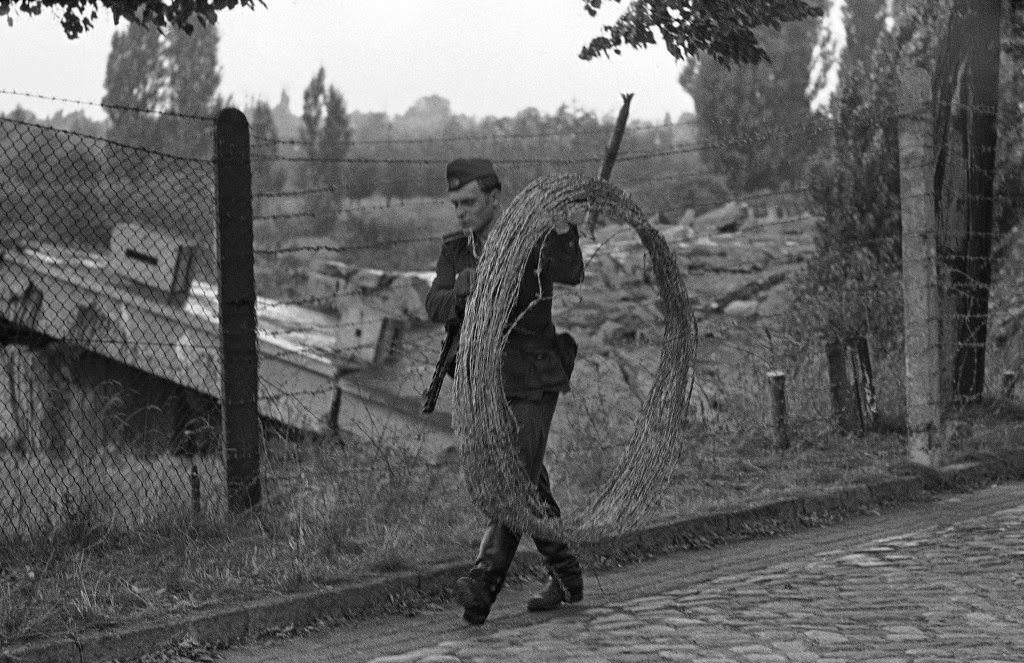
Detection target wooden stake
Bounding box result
[1002,370,1017,398]
[826,341,858,433]
[767,370,788,449]
[190,463,201,515]
[586,93,634,237]
[849,336,879,431]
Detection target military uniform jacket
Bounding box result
[425,226,584,399]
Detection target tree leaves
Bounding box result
[102,21,220,157]
[679,18,822,193]
[0,0,263,39]
[579,0,823,65]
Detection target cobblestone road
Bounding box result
[221,484,1024,663]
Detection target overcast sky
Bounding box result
[1,0,695,124]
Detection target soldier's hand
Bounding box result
[552,211,579,235]
[454,267,477,296]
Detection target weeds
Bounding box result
[0,325,1018,648]
[2,217,1024,649]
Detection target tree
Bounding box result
[807,0,889,109]
[102,21,221,156]
[102,22,163,149]
[1,0,259,39]
[300,68,326,157]
[320,87,351,197]
[803,0,1015,402]
[679,17,823,193]
[788,27,904,358]
[299,67,351,234]
[248,100,285,202]
[929,0,1002,399]
[843,0,889,68]
[579,0,823,64]
[158,22,221,156]
[344,111,390,200]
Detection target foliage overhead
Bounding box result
[0,0,260,38]
[579,0,823,65]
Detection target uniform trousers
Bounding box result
[471,390,582,587]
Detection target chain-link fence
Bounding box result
[0,89,1021,550]
[0,112,224,541]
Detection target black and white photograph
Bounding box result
[0,1,1022,661]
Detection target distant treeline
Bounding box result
[253,93,726,225]
[0,95,732,262]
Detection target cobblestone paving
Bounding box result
[365,504,1024,663]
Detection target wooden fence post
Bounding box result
[585,93,633,237]
[215,108,261,512]
[827,336,879,435]
[190,463,202,516]
[898,67,943,467]
[767,370,788,449]
[826,341,858,433]
[849,336,879,431]
[1002,370,1017,399]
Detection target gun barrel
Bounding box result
[422,367,446,413]
[422,325,458,414]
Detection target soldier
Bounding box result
[424,157,585,625]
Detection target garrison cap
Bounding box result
[446,157,500,192]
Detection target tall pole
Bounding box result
[215,108,262,511]
[897,67,943,467]
[586,93,634,236]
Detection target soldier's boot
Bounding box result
[526,571,583,612]
[454,567,503,625]
[456,524,518,625]
[527,537,583,612]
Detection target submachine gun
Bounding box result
[422,322,460,414]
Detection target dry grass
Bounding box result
[3,201,1024,647]
[0,449,223,541]
[0,422,484,647]
[547,318,912,522]
[1,328,1020,647]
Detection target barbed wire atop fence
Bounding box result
[252,119,688,148]
[0,88,217,122]
[0,87,1018,552]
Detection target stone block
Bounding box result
[723,300,759,317]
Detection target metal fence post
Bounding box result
[215,108,261,511]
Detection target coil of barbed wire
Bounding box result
[452,173,696,543]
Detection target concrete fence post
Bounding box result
[897,67,943,468]
[215,108,261,511]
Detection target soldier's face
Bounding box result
[450,180,498,235]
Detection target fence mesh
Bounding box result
[0,114,224,541]
[0,97,1020,553]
